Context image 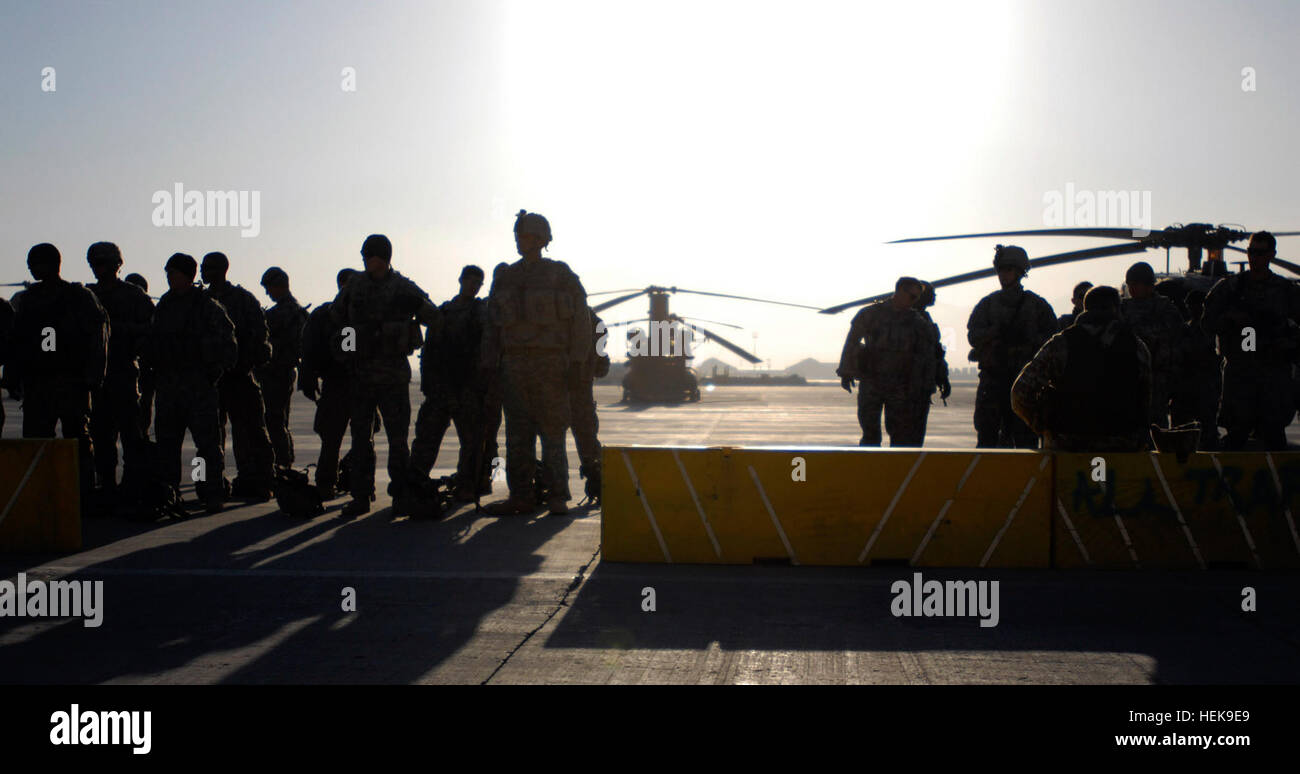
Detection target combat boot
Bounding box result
[483,495,537,516]
[546,496,569,516]
[340,498,370,519]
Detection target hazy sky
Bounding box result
[4,0,1300,369]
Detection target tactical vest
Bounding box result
[1221,275,1296,365]
[343,272,421,364]
[208,283,271,369]
[90,279,148,367]
[1049,323,1145,436]
[493,260,579,351]
[13,281,88,379]
[422,297,483,385]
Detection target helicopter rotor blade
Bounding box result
[888,227,1152,245]
[1225,245,1300,276]
[587,288,647,297]
[591,290,650,314]
[683,322,762,364]
[665,287,822,311]
[819,241,1152,314]
[676,316,744,330]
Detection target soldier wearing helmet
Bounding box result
[1201,231,1300,450]
[1121,261,1184,427]
[329,234,443,518]
[966,244,1057,448]
[837,276,936,447]
[9,243,108,507]
[86,242,155,504]
[481,210,590,515]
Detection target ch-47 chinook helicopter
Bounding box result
[819,223,1300,315]
[590,285,820,403]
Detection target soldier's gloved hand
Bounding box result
[840,376,855,393]
[938,376,952,401]
[301,381,319,402]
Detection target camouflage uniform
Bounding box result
[481,257,589,501]
[1011,311,1152,452]
[1201,270,1300,450]
[0,296,13,435]
[329,269,440,502]
[1171,317,1222,449]
[1121,293,1184,426]
[967,287,1057,448]
[9,280,108,496]
[300,300,353,491]
[144,287,237,503]
[410,293,490,486]
[87,277,154,489]
[569,309,608,482]
[910,309,949,446]
[259,294,307,469]
[836,301,936,447]
[205,280,276,490]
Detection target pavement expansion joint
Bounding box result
[480,544,603,685]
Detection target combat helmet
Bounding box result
[993,244,1030,276]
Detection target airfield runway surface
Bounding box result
[1,383,1298,684]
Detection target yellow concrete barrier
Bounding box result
[602,446,1052,567]
[0,440,82,553]
[1053,452,1300,570]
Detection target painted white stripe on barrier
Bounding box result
[1056,498,1091,564]
[1265,453,1300,557]
[1208,454,1256,569]
[1113,513,1140,568]
[672,449,721,558]
[912,455,981,565]
[979,454,1049,567]
[620,450,672,563]
[858,452,927,564]
[0,442,50,530]
[748,465,798,565]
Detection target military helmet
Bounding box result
[514,210,552,241]
[87,242,123,267]
[993,244,1030,275]
[124,273,148,292]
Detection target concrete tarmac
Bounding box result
[1,383,1298,684]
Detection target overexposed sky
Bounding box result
[3,0,1300,368]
